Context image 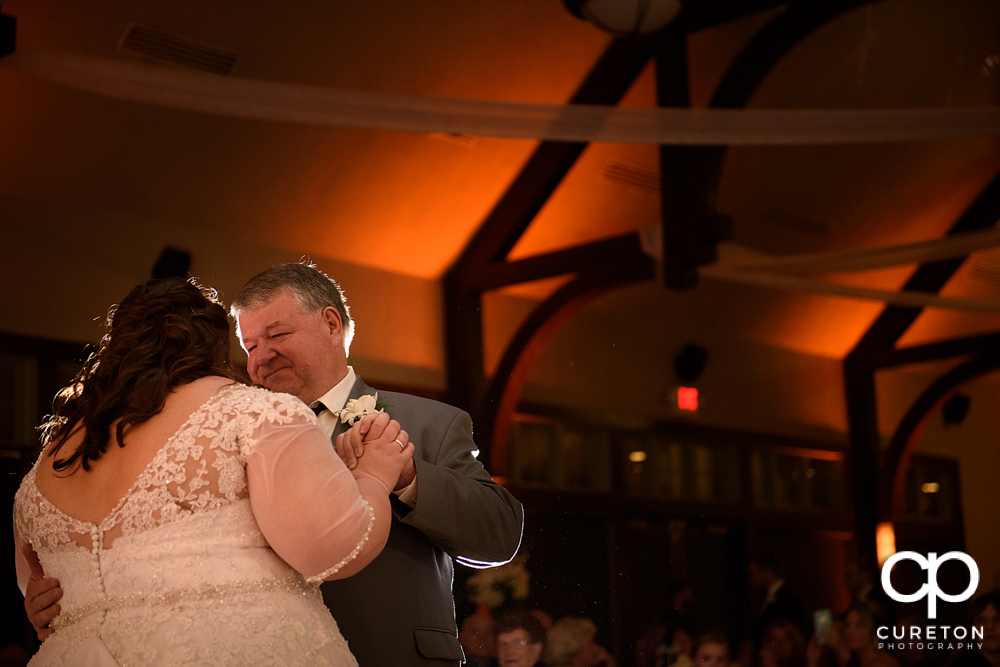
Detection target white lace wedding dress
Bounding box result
[14,383,375,666]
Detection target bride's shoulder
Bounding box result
[223,384,315,423]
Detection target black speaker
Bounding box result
[152,246,191,279]
[942,393,970,425]
[674,344,707,383]
[0,13,15,58]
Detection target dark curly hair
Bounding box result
[43,277,240,473]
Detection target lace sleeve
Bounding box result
[236,388,384,581]
[13,509,30,596]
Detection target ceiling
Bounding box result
[1,0,999,360]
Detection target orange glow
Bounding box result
[677,386,699,411]
[876,522,896,567]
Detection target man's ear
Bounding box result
[322,306,343,340]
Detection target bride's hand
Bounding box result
[335,412,388,469]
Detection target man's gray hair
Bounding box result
[231,262,355,354]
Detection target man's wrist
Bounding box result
[394,477,418,508]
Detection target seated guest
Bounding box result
[844,556,895,628]
[760,619,806,667]
[694,632,732,667]
[461,608,496,667]
[951,591,1000,667]
[546,617,617,667]
[495,610,549,667]
[635,618,695,667]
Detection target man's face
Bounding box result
[496,629,542,667]
[748,562,767,590]
[237,289,347,404]
[975,604,1000,653]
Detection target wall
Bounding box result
[879,364,1000,595]
[0,193,445,389]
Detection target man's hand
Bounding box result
[22,543,61,641]
[394,457,416,492]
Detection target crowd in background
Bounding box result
[458,553,1000,667]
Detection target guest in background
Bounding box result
[951,591,1000,667]
[461,610,496,667]
[694,632,731,667]
[545,617,616,667]
[844,556,895,627]
[749,553,809,665]
[664,580,696,628]
[635,579,696,667]
[760,619,806,667]
[635,618,695,667]
[808,603,897,667]
[891,612,949,667]
[494,610,549,667]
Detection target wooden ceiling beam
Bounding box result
[879,352,1000,520]
[462,233,646,292]
[484,250,656,472]
[659,0,884,288]
[845,166,1000,568]
[871,331,1000,369]
[450,37,653,278]
[849,169,1000,360]
[444,34,656,445]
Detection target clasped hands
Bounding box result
[335,412,416,493]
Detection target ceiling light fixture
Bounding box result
[563,0,683,36]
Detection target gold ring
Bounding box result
[393,438,404,449]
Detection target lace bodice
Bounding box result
[14,383,373,666]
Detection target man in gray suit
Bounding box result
[231,262,524,666]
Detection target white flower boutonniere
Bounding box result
[335,392,393,425]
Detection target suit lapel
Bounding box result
[330,375,377,441]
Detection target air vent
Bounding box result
[768,209,829,236]
[603,161,660,193]
[432,133,477,147]
[969,262,1000,288]
[119,24,238,75]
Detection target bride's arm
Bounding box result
[244,411,407,581]
[14,520,60,639]
[14,524,29,596]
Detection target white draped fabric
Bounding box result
[5,49,998,310]
[2,49,999,145]
[638,227,1000,313]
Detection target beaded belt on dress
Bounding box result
[50,576,317,631]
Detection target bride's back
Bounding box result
[26,277,242,551]
[34,375,235,528]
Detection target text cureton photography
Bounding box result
[877,550,984,652]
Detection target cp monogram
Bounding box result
[881,551,979,619]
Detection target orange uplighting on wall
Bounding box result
[876,522,897,567]
[677,386,699,411]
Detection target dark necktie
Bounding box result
[311,402,326,417]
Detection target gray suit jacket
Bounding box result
[321,376,524,666]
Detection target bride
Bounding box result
[13,277,413,666]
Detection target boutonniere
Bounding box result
[335,392,394,425]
